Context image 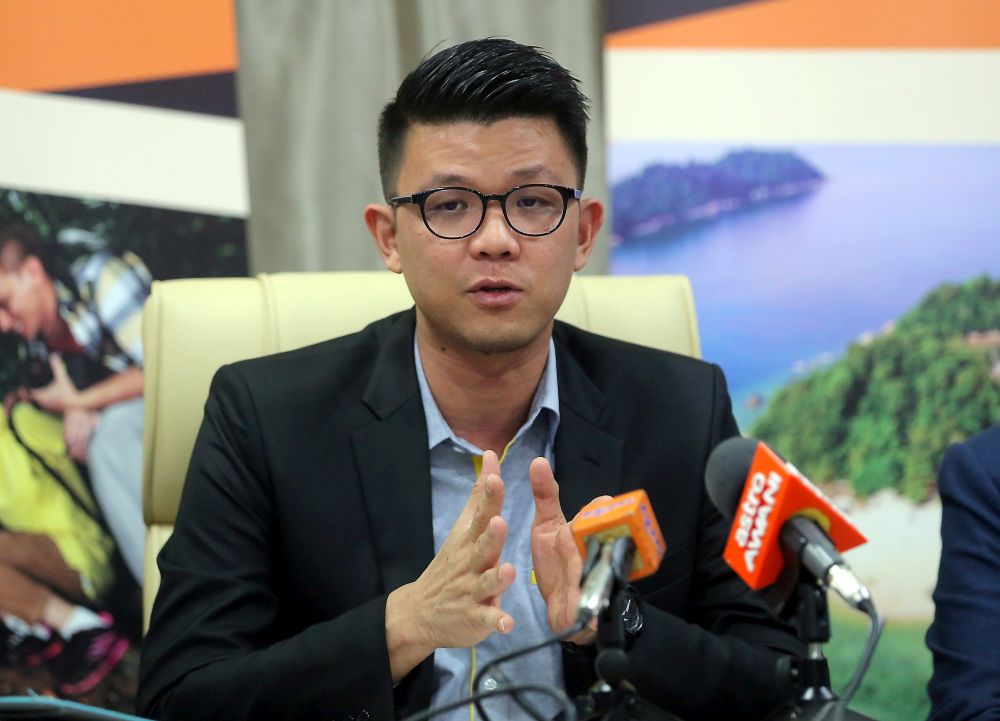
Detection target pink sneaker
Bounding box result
[2,625,63,668]
[56,614,130,697]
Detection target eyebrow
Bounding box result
[510,165,549,181]
[426,165,553,188]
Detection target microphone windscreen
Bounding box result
[571,489,666,581]
[704,436,759,519]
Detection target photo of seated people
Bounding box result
[0,194,246,708]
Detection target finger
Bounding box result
[472,515,508,571]
[68,438,85,460]
[475,561,516,602]
[530,457,565,525]
[49,354,68,380]
[467,471,505,540]
[477,604,515,635]
[573,495,614,521]
[480,449,501,480]
[455,450,502,532]
[556,523,584,571]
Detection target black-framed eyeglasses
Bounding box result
[389,183,582,240]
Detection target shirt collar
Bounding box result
[414,333,560,452]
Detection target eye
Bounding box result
[425,190,474,215]
[515,194,555,210]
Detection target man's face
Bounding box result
[368,116,603,357]
[0,261,51,339]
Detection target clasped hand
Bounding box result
[385,451,607,682]
[29,355,82,414]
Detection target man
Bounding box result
[926,424,1000,721]
[139,39,802,721]
[0,223,150,585]
[0,223,145,693]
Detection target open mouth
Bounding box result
[469,279,522,293]
[469,280,523,306]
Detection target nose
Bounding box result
[467,200,521,259]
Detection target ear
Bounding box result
[364,203,402,274]
[21,256,49,283]
[573,197,604,272]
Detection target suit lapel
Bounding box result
[552,324,626,516]
[350,309,435,595]
[348,317,627,588]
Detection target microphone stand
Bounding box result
[573,587,681,721]
[763,571,876,721]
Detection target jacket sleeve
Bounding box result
[926,433,1000,721]
[137,365,397,721]
[624,363,803,721]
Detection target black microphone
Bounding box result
[705,436,872,611]
[707,438,882,721]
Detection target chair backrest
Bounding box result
[141,272,700,628]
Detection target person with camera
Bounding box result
[0,222,148,694]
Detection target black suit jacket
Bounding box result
[138,309,802,721]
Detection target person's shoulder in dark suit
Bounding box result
[552,319,727,404]
[927,424,1000,721]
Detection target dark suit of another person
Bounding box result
[927,424,1000,721]
[138,309,802,721]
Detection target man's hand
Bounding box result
[29,355,81,414]
[530,457,611,645]
[63,408,100,462]
[385,450,516,682]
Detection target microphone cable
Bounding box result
[472,616,589,721]
[833,598,884,720]
[397,683,576,721]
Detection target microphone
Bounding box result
[570,489,666,620]
[704,437,871,609]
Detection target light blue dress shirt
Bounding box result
[415,335,564,721]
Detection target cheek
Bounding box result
[399,235,461,276]
[7,295,25,319]
[539,237,580,276]
[398,246,460,304]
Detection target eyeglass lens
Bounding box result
[423,186,566,238]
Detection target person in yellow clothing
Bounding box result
[0,223,150,586]
[0,402,130,696]
[0,224,140,696]
[1,402,114,603]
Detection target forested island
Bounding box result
[751,276,1000,500]
[611,150,824,244]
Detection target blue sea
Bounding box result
[608,143,1000,429]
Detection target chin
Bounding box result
[459,325,548,356]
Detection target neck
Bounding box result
[38,281,64,342]
[417,326,551,455]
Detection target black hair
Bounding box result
[0,223,56,276]
[377,38,590,199]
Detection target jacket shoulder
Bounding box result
[553,320,718,382]
[227,310,405,376]
[210,310,410,413]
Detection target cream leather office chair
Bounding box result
[141,272,701,629]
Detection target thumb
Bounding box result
[530,457,564,525]
[49,354,69,380]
